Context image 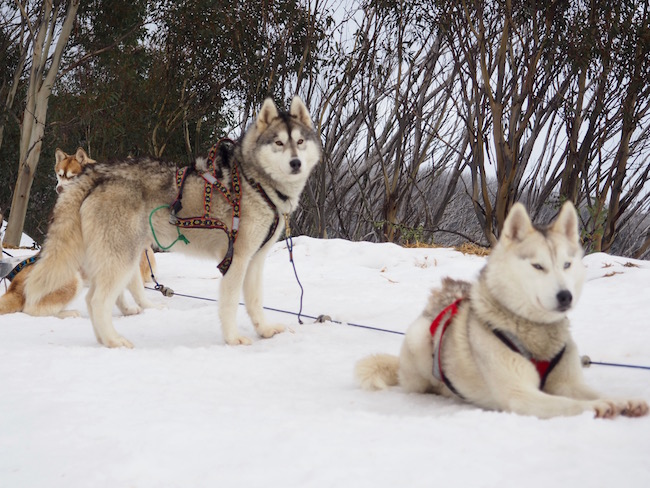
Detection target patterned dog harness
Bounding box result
[430,298,566,397]
[169,140,280,275]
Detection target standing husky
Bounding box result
[24,96,321,347]
[356,202,648,419]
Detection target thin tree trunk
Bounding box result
[4,0,80,247]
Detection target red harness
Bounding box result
[429,299,566,396]
[429,299,464,397]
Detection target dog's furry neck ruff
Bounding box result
[471,276,569,361]
[198,143,293,211]
[233,145,303,215]
[238,163,290,206]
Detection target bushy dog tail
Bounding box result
[355,354,400,390]
[23,177,93,309]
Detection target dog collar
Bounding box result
[2,254,38,282]
[237,169,282,248]
[491,328,566,389]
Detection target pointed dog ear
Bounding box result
[552,201,580,244]
[502,203,533,243]
[290,96,312,128]
[75,148,96,166]
[55,148,66,165]
[256,98,279,132]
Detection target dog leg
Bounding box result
[243,250,285,339]
[398,344,438,394]
[86,281,134,349]
[23,274,82,319]
[501,386,633,419]
[218,256,252,345]
[554,382,649,417]
[114,268,143,316]
[114,270,160,316]
[127,270,163,310]
[0,289,25,315]
[116,291,141,316]
[398,317,444,394]
[544,346,648,417]
[481,361,630,418]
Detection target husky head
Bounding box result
[240,96,321,201]
[484,201,586,323]
[54,148,96,194]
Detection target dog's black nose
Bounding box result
[290,159,302,171]
[556,290,572,310]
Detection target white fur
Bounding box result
[356,202,648,419]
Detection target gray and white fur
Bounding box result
[24,96,321,347]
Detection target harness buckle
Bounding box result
[232,216,240,231]
[170,199,182,214]
[169,199,182,224]
[202,172,218,185]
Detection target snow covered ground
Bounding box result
[1,235,649,487]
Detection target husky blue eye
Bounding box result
[532,263,544,271]
[564,262,571,269]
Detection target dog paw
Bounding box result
[592,400,620,419]
[256,324,286,338]
[120,305,143,316]
[620,399,649,417]
[136,299,164,310]
[225,335,253,346]
[57,309,81,319]
[102,336,134,349]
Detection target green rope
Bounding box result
[149,205,190,250]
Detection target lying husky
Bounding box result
[356,202,648,419]
[24,97,321,347]
[0,149,156,317]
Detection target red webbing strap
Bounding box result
[430,299,464,398]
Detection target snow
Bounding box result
[1,236,649,487]
[0,220,36,248]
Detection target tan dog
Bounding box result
[55,147,97,194]
[0,261,81,317]
[0,149,156,317]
